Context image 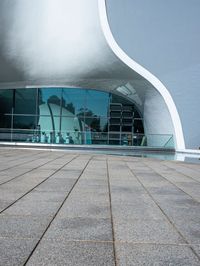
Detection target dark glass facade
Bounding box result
[0,87,145,146]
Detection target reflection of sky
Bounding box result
[62,88,85,114]
[86,90,109,117]
[41,88,109,117]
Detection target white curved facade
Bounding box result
[0,0,196,150]
[107,0,200,150]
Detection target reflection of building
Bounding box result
[0,0,198,150]
[39,103,83,144]
[0,88,145,146]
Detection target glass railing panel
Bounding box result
[0,128,174,148]
[0,128,12,142]
[146,134,174,148]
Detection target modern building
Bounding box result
[0,0,199,151]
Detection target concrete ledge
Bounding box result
[177,149,200,155]
[0,142,175,153]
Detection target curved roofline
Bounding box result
[98,0,185,150]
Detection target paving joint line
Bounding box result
[23,155,93,266]
[142,161,200,203]
[0,151,58,181]
[178,163,200,174]
[0,151,47,173]
[0,154,79,215]
[106,158,118,266]
[0,152,69,186]
[0,235,199,247]
[0,149,39,159]
[161,161,200,184]
[125,161,200,262]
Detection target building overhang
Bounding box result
[0,0,185,150]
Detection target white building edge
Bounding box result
[0,0,199,153]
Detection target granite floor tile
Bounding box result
[26,240,115,266]
[115,243,200,266]
[114,218,184,244]
[0,215,50,239]
[44,217,112,241]
[0,237,38,266]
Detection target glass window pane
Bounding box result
[0,113,12,142]
[38,88,62,129]
[39,88,62,106]
[62,88,85,116]
[12,130,35,142]
[134,119,144,133]
[0,114,11,128]
[86,90,109,117]
[0,128,11,141]
[90,132,108,145]
[13,115,37,129]
[38,88,62,141]
[38,115,53,132]
[14,89,37,114]
[0,89,13,114]
[61,116,84,145]
[84,116,108,132]
[134,110,141,118]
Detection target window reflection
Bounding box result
[13,116,37,129]
[0,114,11,129]
[39,88,62,106]
[62,88,85,116]
[0,89,13,114]
[84,116,108,132]
[15,89,37,115]
[0,87,144,146]
[86,90,109,117]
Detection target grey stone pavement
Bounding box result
[0,148,200,266]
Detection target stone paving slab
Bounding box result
[26,240,115,266]
[192,245,200,258]
[0,238,38,266]
[58,200,111,219]
[0,148,199,265]
[114,218,184,244]
[43,217,113,241]
[21,191,66,202]
[0,215,50,239]
[115,243,200,266]
[3,200,61,217]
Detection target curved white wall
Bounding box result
[106,0,200,149]
[98,0,184,149]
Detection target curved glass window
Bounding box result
[0,87,145,145]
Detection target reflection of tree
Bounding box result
[38,91,106,132]
[89,116,100,132]
[65,102,75,114]
[77,108,101,132]
[47,95,61,106]
[103,123,108,132]
[38,90,45,105]
[45,95,75,115]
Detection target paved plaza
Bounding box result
[0,148,199,265]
